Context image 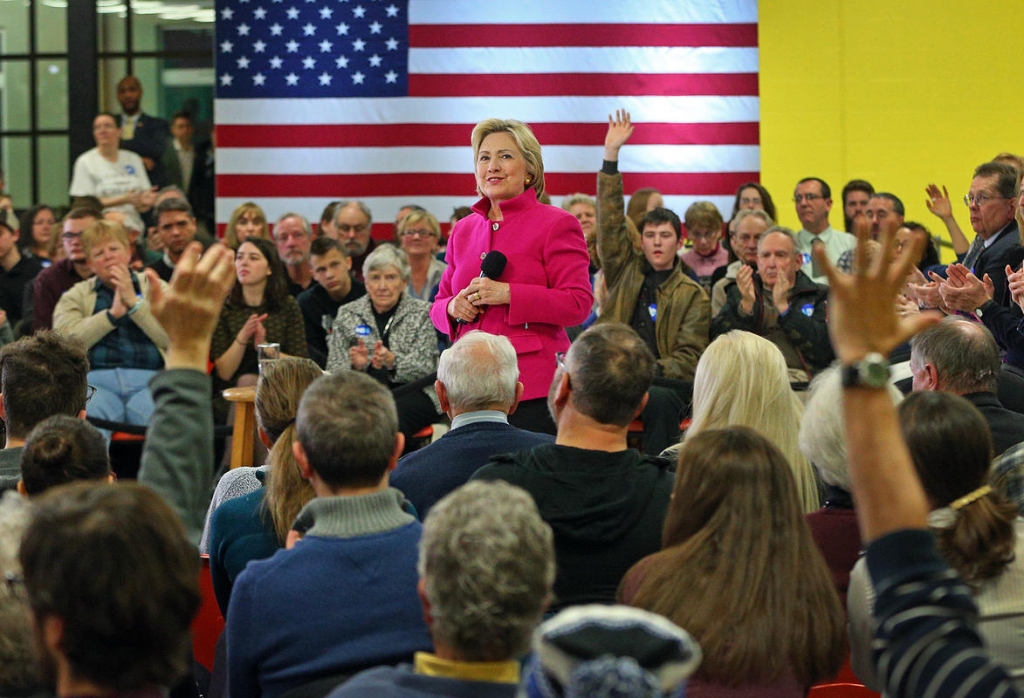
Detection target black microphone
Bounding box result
[480,250,507,280]
[458,251,508,324]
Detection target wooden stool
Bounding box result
[222,386,256,470]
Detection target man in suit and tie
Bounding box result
[389,330,552,518]
[117,76,170,188]
[909,316,1024,457]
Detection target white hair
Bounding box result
[363,243,411,282]
[437,331,519,412]
[799,365,903,491]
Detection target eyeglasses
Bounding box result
[555,352,568,372]
[793,194,823,203]
[401,228,437,238]
[62,231,83,240]
[4,571,25,601]
[86,385,97,403]
[963,194,1008,207]
[337,224,368,234]
[688,231,718,241]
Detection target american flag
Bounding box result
[215,0,759,238]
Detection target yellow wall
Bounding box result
[760,0,1020,255]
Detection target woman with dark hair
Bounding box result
[730,182,778,226]
[849,390,1024,690]
[211,237,306,404]
[18,204,56,262]
[621,427,845,697]
[18,414,112,496]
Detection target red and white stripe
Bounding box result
[215,0,759,237]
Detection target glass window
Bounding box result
[38,135,70,207]
[98,1,128,53]
[0,3,30,55]
[36,2,67,53]
[36,59,68,131]
[2,136,32,206]
[0,61,32,131]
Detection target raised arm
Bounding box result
[925,184,970,257]
[137,242,236,547]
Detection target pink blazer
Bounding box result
[430,189,593,401]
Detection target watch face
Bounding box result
[865,361,889,387]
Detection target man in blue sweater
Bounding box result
[225,370,433,698]
[330,480,555,697]
[390,330,553,518]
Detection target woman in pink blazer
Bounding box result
[430,119,593,433]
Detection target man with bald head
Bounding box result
[116,76,169,187]
[910,316,1024,457]
[712,226,833,382]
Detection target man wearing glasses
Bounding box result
[30,207,100,332]
[958,161,1020,295]
[793,177,856,285]
[334,199,376,282]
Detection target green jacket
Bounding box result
[595,171,709,380]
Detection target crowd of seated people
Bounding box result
[4,99,1024,698]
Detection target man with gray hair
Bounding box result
[711,226,833,382]
[390,331,553,518]
[273,212,314,295]
[334,200,375,282]
[910,316,1024,456]
[329,480,555,697]
[226,370,432,698]
[473,323,672,611]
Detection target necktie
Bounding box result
[962,236,984,273]
[121,117,135,140]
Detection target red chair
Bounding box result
[192,555,225,673]
[807,683,877,697]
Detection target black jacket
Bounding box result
[472,443,673,610]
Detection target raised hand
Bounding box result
[925,183,953,221]
[604,109,635,161]
[815,217,938,363]
[146,242,236,370]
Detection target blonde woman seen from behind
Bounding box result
[664,330,822,512]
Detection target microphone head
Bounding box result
[480,250,508,279]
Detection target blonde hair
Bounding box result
[81,219,130,257]
[471,119,546,200]
[225,202,269,250]
[685,331,820,512]
[256,358,322,544]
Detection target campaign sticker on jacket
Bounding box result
[801,303,815,317]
